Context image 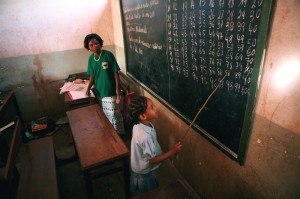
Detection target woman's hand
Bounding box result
[86,88,91,96]
[116,95,121,104]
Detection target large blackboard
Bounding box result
[120,0,274,164]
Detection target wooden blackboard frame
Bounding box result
[237,0,275,164]
[120,0,275,165]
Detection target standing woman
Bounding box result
[84,33,125,135]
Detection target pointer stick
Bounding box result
[180,74,227,142]
[173,74,227,163]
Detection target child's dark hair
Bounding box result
[84,33,104,50]
[129,96,148,124]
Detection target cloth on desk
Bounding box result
[60,82,87,94]
[67,90,95,100]
[60,81,95,100]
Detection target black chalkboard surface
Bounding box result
[120,0,274,164]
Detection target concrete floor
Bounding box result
[19,122,200,199]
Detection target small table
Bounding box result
[66,104,130,199]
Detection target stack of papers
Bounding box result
[60,81,95,100]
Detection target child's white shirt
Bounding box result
[130,122,162,174]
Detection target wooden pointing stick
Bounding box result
[173,74,227,163]
[180,74,227,142]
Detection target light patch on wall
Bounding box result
[273,60,300,89]
[0,0,111,58]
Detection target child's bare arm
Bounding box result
[149,142,183,165]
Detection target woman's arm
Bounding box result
[114,72,122,103]
[86,76,95,96]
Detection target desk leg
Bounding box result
[123,157,130,199]
[84,171,94,199]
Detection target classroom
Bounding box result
[0,0,299,198]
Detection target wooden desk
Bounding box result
[64,93,96,111]
[66,104,130,199]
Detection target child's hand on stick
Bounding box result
[172,142,183,154]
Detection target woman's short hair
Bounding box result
[84,33,104,50]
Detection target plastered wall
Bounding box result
[0,0,117,121]
[0,0,114,58]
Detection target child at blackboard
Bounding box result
[129,96,183,193]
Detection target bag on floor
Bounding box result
[24,117,56,141]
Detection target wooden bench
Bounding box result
[17,135,59,199]
[0,118,59,199]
